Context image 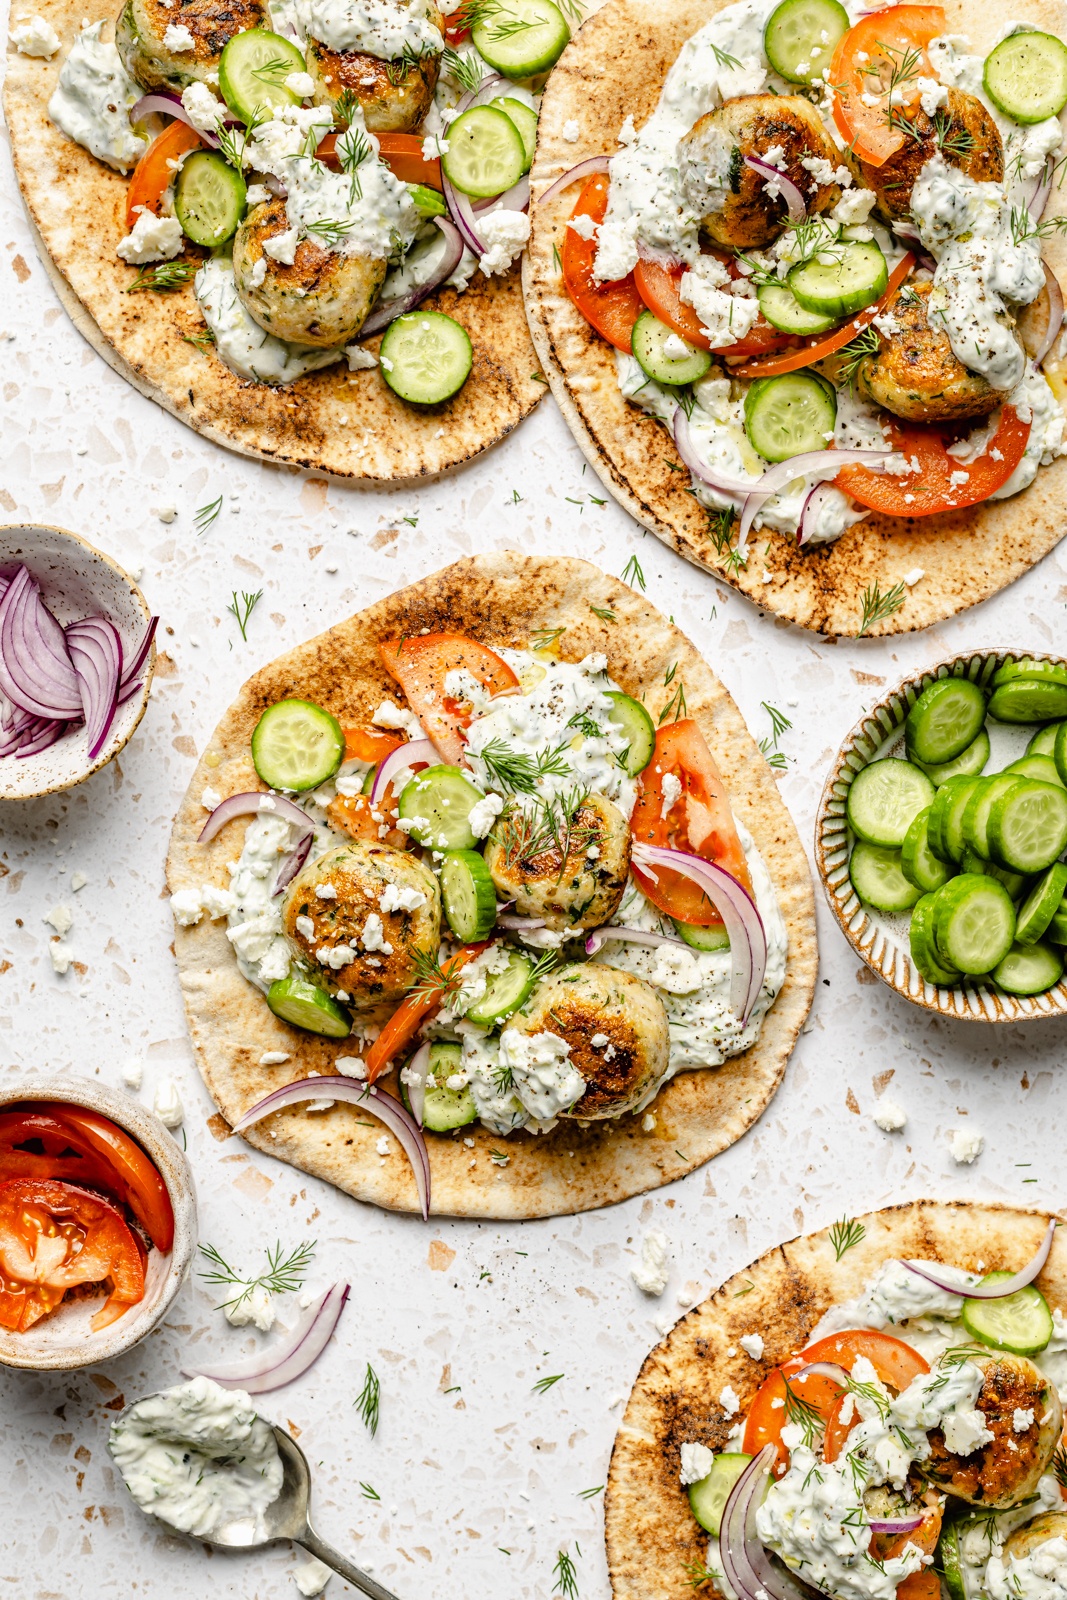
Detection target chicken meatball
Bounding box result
[850,280,1005,424]
[305,39,440,133]
[116,0,266,92]
[232,197,387,346]
[855,88,1002,222]
[924,1354,1062,1508]
[509,962,670,1119]
[1004,1511,1067,1562]
[678,94,843,250]
[483,793,631,933]
[282,840,440,1013]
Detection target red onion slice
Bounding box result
[0,565,82,719]
[130,90,221,149]
[443,169,488,256]
[1035,260,1065,367]
[903,1219,1056,1299]
[720,1443,810,1600]
[183,1282,350,1393]
[272,829,314,898]
[15,718,66,757]
[360,217,465,337]
[1030,154,1055,224]
[495,914,546,931]
[119,615,158,691]
[743,156,806,224]
[369,737,439,805]
[632,842,766,1023]
[869,1516,924,1533]
[264,173,288,200]
[738,449,895,552]
[403,1040,431,1128]
[672,408,755,500]
[232,1077,431,1220]
[66,616,123,760]
[797,481,839,546]
[199,790,312,843]
[585,924,692,955]
[473,174,530,213]
[537,154,611,208]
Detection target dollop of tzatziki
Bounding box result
[271,0,443,61]
[109,1377,283,1541]
[47,21,147,172]
[195,258,347,386]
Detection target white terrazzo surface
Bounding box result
[3,33,1067,1598]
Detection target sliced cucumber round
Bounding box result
[1057,721,1067,787]
[991,939,1065,996]
[916,726,990,786]
[959,847,1029,903]
[989,779,1067,874]
[961,1273,1055,1353]
[218,28,306,123]
[933,875,1016,976]
[1045,902,1067,944]
[267,972,351,1037]
[984,30,1067,124]
[763,0,848,85]
[379,311,473,405]
[403,1041,478,1132]
[632,311,711,387]
[993,657,1067,690]
[989,679,1067,723]
[938,1522,967,1600]
[440,849,499,943]
[788,240,887,319]
[175,151,246,248]
[492,97,538,170]
[675,920,730,951]
[757,281,836,336]
[910,892,962,987]
[847,759,935,850]
[962,775,1024,860]
[850,841,921,913]
[471,0,570,78]
[905,678,987,767]
[901,807,955,894]
[1015,862,1067,942]
[408,182,448,218]
[1005,753,1066,789]
[605,690,656,775]
[398,765,483,850]
[1028,721,1066,758]
[688,1453,752,1536]
[744,371,837,463]
[442,105,526,198]
[251,698,345,792]
[928,775,982,866]
[465,947,541,1025]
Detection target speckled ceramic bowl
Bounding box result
[0,523,155,800]
[0,1076,196,1371]
[815,649,1067,1023]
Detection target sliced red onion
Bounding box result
[537,154,611,208]
[403,1040,431,1128]
[738,449,895,552]
[264,173,288,200]
[65,617,123,760]
[585,924,692,955]
[360,217,465,337]
[797,481,838,547]
[369,737,439,805]
[119,615,158,691]
[1035,261,1065,367]
[672,408,754,501]
[455,69,510,114]
[0,566,82,719]
[473,174,530,213]
[869,1515,924,1533]
[183,1282,350,1393]
[442,169,487,257]
[743,156,806,223]
[272,829,314,898]
[233,1077,430,1219]
[793,1360,848,1386]
[890,221,936,272]
[199,790,312,844]
[721,1443,810,1600]
[632,842,765,1024]
[903,1219,1056,1299]
[15,719,65,757]
[130,91,221,149]
[1030,154,1055,224]
[495,914,546,931]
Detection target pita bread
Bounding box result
[4,2,546,484]
[523,0,1067,636]
[605,1200,1066,1600]
[166,551,816,1219]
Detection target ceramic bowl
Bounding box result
[0,1076,196,1370]
[0,523,155,800]
[815,649,1067,1023]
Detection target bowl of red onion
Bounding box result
[0,523,157,800]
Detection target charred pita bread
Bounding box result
[166,551,816,1219]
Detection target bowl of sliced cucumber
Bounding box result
[816,651,1067,1022]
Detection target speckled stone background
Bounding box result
[3,34,1067,1597]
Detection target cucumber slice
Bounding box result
[605,690,656,775]
[405,1041,478,1132]
[491,97,538,169]
[993,657,1067,689]
[905,677,987,768]
[962,775,1024,860]
[847,759,935,849]
[959,847,1029,902]
[632,311,712,387]
[933,875,1016,976]
[989,679,1067,723]
[757,281,837,336]
[441,105,526,198]
[251,698,345,792]
[471,0,570,78]
[440,849,499,943]
[1014,861,1067,942]
[849,841,921,913]
[961,1273,1055,1352]
[937,1522,967,1600]
[744,371,837,463]
[398,765,483,850]
[993,938,1065,994]
[1004,753,1066,789]
[984,30,1067,124]
[989,779,1067,873]
[379,311,473,405]
[675,920,731,951]
[465,948,540,1025]
[361,764,377,796]
[408,182,447,217]
[218,28,305,123]
[688,1453,752,1536]
[1028,721,1066,757]
[1046,902,1067,944]
[910,892,962,986]
[916,727,990,786]
[763,0,848,85]
[175,151,246,248]
[901,807,955,894]
[266,972,351,1037]
[929,775,981,865]
[1058,722,1067,787]
[788,240,888,318]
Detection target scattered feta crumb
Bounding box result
[345,344,378,371]
[71,871,89,891]
[379,882,426,913]
[950,1127,984,1165]
[162,21,195,49]
[631,1229,670,1296]
[641,1112,656,1132]
[376,1135,391,1156]
[225,1283,275,1331]
[873,1097,907,1133]
[260,1051,291,1066]
[284,70,314,97]
[720,1385,740,1418]
[336,1056,367,1079]
[117,208,184,264]
[44,904,73,936]
[294,1553,332,1596]
[477,207,531,276]
[679,1440,714,1485]
[181,80,224,134]
[154,1078,184,1129]
[10,13,60,55]
[562,118,580,142]
[740,1333,765,1360]
[49,943,72,975]
[360,912,393,954]
[903,568,925,587]
[1013,1408,1035,1432]
[662,333,691,361]
[567,212,598,241]
[154,504,177,523]
[122,1060,143,1090]
[295,914,315,939]
[468,790,505,838]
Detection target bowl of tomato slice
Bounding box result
[0,1076,196,1370]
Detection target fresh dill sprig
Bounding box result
[578,1484,604,1498]
[845,1371,890,1421]
[360,1482,381,1500]
[858,579,906,637]
[182,325,216,350]
[198,1238,316,1311]
[227,588,263,642]
[252,55,293,85]
[829,1216,866,1260]
[217,106,266,172]
[385,40,436,85]
[709,41,742,69]
[356,1363,381,1435]
[534,1372,565,1394]
[306,216,357,245]
[885,103,923,142]
[933,110,973,160]
[589,603,617,623]
[685,1559,717,1589]
[762,701,792,743]
[659,662,687,725]
[477,737,572,794]
[1052,1444,1067,1489]
[125,260,198,293]
[530,624,566,652]
[441,44,485,94]
[836,325,881,390]
[759,701,792,771]
[1010,205,1067,246]
[567,711,602,739]
[407,943,466,1004]
[338,124,372,173]
[490,1148,509,1166]
[492,789,595,870]
[553,1547,580,1600]
[334,87,360,126]
[783,1376,825,1446]
[621,553,646,590]
[194,494,224,535]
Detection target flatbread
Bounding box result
[605,1200,1066,1600]
[166,551,817,1219]
[4,2,546,484]
[523,0,1067,636]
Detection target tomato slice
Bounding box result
[561,173,645,354]
[126,120,204,230]
[634,258,795,358]
[18,1102,174,1252]
[378,632,520,766]
[363,941,492,1082]
[730,253,915,379]
[327,792,414,850]
[836,406,1032,518]
[343,726,404,764]
[316,130,442,189]
[630,719,753,926]
[743,1359,845,1476]
[0,1177,145,1332]
[0,1110,120,1192]
[830,6,946,166]
[803,1328,930,1391]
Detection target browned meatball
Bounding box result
[484,793,631,932]
[678,94,842,249]
[924,1354,1061,1508]
[306,37,440,132]
[232,197,387,347]
[1004,1511,1067,1561]
[856,88,1002,222]
[117,0,267,90]
[851,280,1005,424]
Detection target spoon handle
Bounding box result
[296,1531,402,1600]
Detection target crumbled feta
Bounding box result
[873,1097,907,1133]
[315,883,338,899]
[379,882,426,913]
[345,344,378,369]
[71,871,89,891]
[376,1135,390,1156]
[477,207,531,276]
[117,208,184,264]
[942,1406,994,1455]
[497,1028,585,1120]
[568,212,598,241]
[950,1128,984,1164]
[832,187,877,226]
[295,914,315,939]
[632,1229,671,1296]
[373,699,424,741]
[317,943,356,969]
[123,1060,143,1089]
[49,943,72,975]
[467,790,505,839]
[562,118,580,143]
[903,568,925,586]
[361,912,393,954]
[740,1333,765,1360]
[44,904,73,937]
[293,1552,333,1597]
[679,1441,714,1485]
[10,13,60,55]
[659,770,682,820]
[201,785,222,811]
[181,81,225,135]
[162,22,195,50]
[260,1051,291,1066]
[225,1284,275,1331]
[284,71,314,98]
[154,1078,184,1129]
[1014,1408,1035,1433]
[720,1385,740,1418]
